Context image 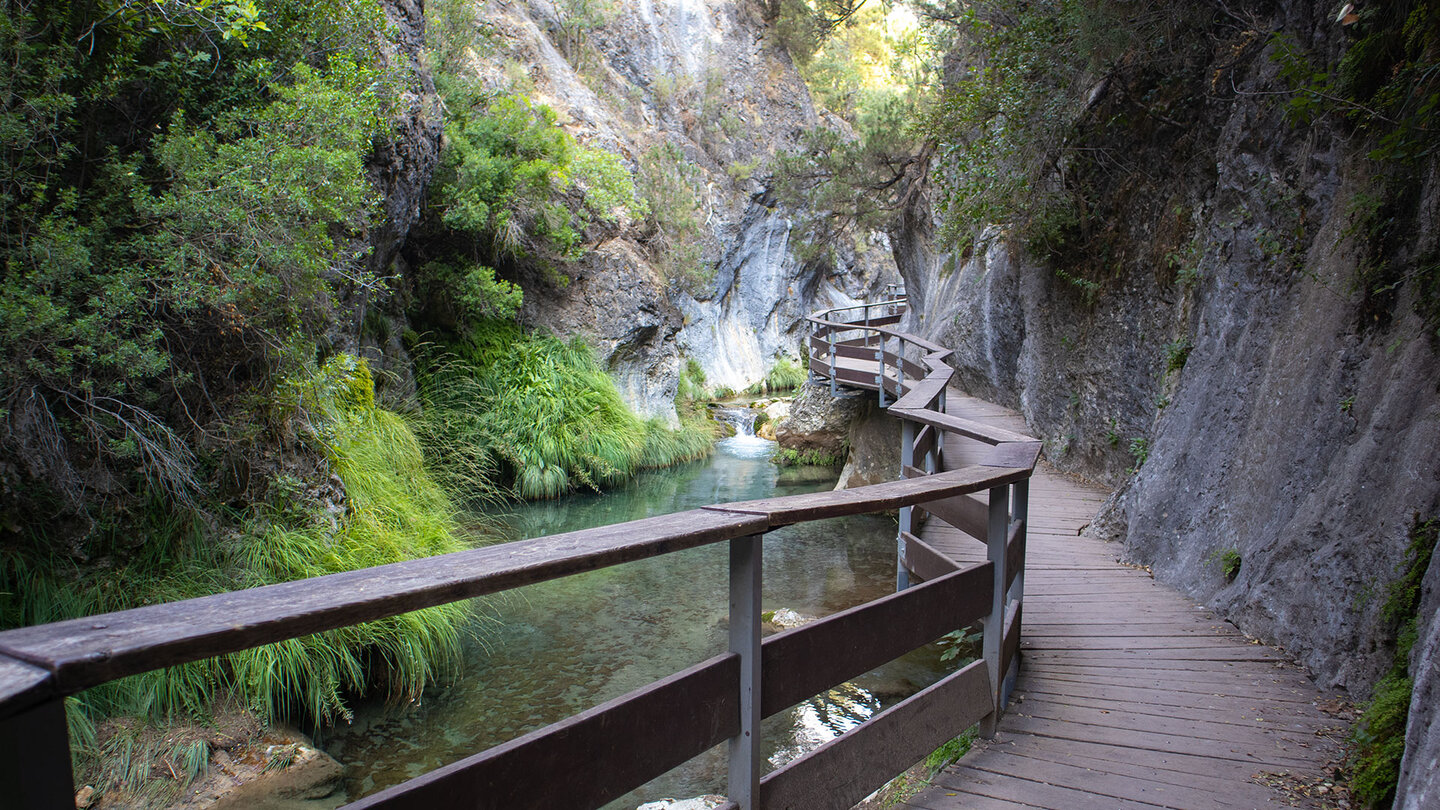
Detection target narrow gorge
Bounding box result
[0,1,1436,808]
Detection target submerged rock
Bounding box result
[172,728,343,810]
[637,795,729,810]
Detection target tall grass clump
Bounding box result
[0,354,477,740]
[416,322,716,499]
[764,357,807,393]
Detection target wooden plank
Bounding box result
[900,358,927,380]
[966,745,1287,807]
[834,366,881,388]
[834,342,881,361]
[704,465,1032,528]
[1014,691,1340,734]
[892,376,948,411]
[1013,698,1335,750]
[899,531,960,583]
[1005,520,1026,591]
[984,442,1045,469]
[961,730,1296,783]
[916,492,989,542]
[881,374,902,397]
[939,762,1213,810]
[997,714,1323,768]
[760,660,992,810]
[0,509,765,694]
[762,563,991,716]
[0,655,54,722]
[344,654,740,810]
[808,334,829,354]
[1001,601,1022,679]
[913,424,936,462]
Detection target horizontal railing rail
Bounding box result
[0,298,1039,810]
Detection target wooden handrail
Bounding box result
[0,298,1041,810]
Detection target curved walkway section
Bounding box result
[903,394,1346,810]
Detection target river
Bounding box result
[321,407,954,807]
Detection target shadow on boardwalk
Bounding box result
[900,392,1348,810]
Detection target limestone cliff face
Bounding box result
[895,2,1438,802]
[467,0,895,421]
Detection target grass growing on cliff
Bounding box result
[1349,515,1437,808]
[416,322,715,500]
[1,356,479,798]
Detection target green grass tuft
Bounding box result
[763,356,807,394]
[0,355,479,734]
[416,321,716,499]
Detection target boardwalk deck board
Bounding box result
[895,390,1342,810]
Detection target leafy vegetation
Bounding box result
[772,447,845,468]
[1272,4,1440,339]
[635,142,710,295]
[925,726,978,774]
[771,3,939,262]
[1206,547,1242,583]
[1350,516,1436,808]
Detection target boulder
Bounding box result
[774,383,867,463]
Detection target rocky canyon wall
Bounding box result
[463,0,895,421]
[895,3,1439,803]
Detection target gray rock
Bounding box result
[774,382,866,460]
[835,398,900,491]
[521,238,683,425]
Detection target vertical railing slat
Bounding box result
[728,534,763,809]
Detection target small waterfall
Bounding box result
[716,406,759,437]
[714,406,773,459]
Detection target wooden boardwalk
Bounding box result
[900,393,1345,810]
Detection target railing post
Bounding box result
[0,698,75,809]
[1003,480,1028,707]
[894,336,904,394]
[827,326,838,396]
[875,341,886,407]
[896,420,915,592]
[980,483,1010,738]
[728,534,762,809]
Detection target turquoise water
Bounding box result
[323,425,952,807]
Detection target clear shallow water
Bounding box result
[322,425,953,807]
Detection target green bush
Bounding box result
[429,90,637,267]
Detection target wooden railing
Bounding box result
[0,299,1037,810]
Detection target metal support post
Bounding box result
[896,421,916,592]
[728,534,763,809]
[980,484,1010,738]
[827,327,837,396]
